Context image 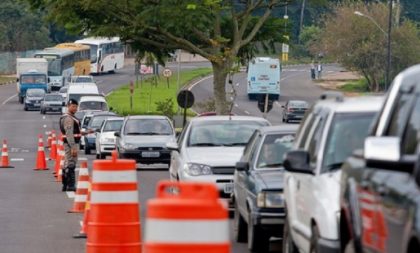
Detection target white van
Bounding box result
[63,83,100,113]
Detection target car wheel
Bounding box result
[283,216,299,253]
[310,225,320,253]
[19,96,23,104]
[248,212,269,252]
[233,201,247,243]
[24,106,28,111]
[96,153,100,159]
[344,239,355,253]
[84,144,91,155]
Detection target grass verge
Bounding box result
[107,68,212,116]
[0,76,15,85]
[339,79,369,92]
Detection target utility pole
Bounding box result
[386,0,393,91]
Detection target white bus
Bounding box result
[246,57,281,100]
[74,37,124,74]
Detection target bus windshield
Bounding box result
[87,45,98,63]
[47,59,61,76]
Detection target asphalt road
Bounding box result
[0,62,340,253]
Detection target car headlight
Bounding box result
[123,143,136,150]
[184,163,212,176]
[257,192,284,208]
[101,137,115,143]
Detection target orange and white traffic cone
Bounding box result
[34,134,48,171]
[49,132,57,161]
[54,135,63,177]
[46,131,52,149]
[68,161,90,213]
[74,178,91,239]
[0,140,13,168]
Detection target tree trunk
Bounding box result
[212,62,229,115]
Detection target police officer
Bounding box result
[59,99,92,191]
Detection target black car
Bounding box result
[281,100,309,123]
[40,93,63,114]
[340,65,420,253]
[233,125,298,252]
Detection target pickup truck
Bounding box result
[340,65,420,253]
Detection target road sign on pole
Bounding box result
[177,90,195,128]
[163,68,172,88]
[129,81,134,111]
[257,94,273,118]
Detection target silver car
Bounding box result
[95,117,124,159]
[167,116,270,206]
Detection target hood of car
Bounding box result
[185,147,244,167]
[27,96,44,100]
[100,132,117,139]
[122,135,175,147]
[254,169,285,190]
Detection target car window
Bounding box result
[249,134,262,162]
[297,108,315,148]
[402,97,420,155]
[307,115,326,169]
[243,130,259,159]
[322,112,376,172]
[256,133,295,169]
[82,116,92,128]
[124,119,173,135]
[103,120,123,132]
[386,93,414,136]
[89,116,109,129]
[187,120,267,147]
[45,95,62,101]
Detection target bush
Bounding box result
[155,98,175,119]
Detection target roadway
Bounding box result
[0,63,341,252]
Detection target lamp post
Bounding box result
[354,3,392,90]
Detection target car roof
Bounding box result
[126,115,169,120]
[79,96,106,102]
[67,84,98,93]
[104,117,124,121]
[190,115,270,123]
[315,95,384,113]
[259,125,299,134]
[90,112,116,117]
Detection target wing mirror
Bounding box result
[235,161,249,172]
[114,131,121,137]
[166,142,179,151]
[283,150,313,174]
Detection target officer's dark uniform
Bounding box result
[59,99,81,191]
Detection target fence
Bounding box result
[0,50,38,75]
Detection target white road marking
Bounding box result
[188,75,214,91]
[105,91,113,97]
[244,110,250,115]
[43,125,47,128]
[66,192,75,198]
[234,103,239,107]
[1,94,17,106]
[10,158,24,161]
[235,82,239,86]
[42,116,46,120]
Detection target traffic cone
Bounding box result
[54,135,63,177]
[34,134,48,171]
[68,161,90,213]
[74,178,91,239]
[56,156,64,182]
[144,181,230,253]
[87,151,141,253]
[46,131,52,148]
[49,133,57,161]
[0,140,13,168]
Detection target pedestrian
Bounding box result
[317,62,323,79]
[310,61,316,80]
[59,99,92,191]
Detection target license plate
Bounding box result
[141,151,160,158]
[224,183,234,194]
[34,103,40,106]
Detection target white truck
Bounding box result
[16,58,49,104]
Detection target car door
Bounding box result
[169,123,189,180]
[365,92,418,253]
[235,131,261,217]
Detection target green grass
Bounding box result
[0,76,15,84]
[107,68,212,116]
[339,79,369,92]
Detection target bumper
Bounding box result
[317,238,340,253]
[180,173,234,200]
[250,211,285,236]
[43,106,62,112]
[25,103,41,109]
[119,150,171,164]
[285,114,304,121]
[99,144,116,154]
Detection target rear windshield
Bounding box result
[124,119,173,135]
[45,95,62,101]
[79,101,108,111]
[103,120,123,132]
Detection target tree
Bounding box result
[26,0,290,114]
[0,0,51,51]
[311,1,420,91]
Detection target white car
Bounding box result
[167,116,270,207]
[282,94,384,253]
[95,117,124,159]
[69,75,95,84]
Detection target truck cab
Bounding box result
[16,58,49,104]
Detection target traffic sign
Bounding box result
[177,90,195,109]
[163,68,172,78]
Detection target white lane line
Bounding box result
[188,75,214,91]
[234,103,239,107]
[66,192,75,199]
[1,94,17,106]
[105,91,113,97]
[235,82,239,87]
[244,110,250,115]
[10,158,24,161]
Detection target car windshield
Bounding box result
[103,120,123,132]
[74,77,93,83]
[79,101,108,111]
[89,115,111,129]
[27,89,45,96]
[322,112,376,172]
[45,95,62,101]
[82,116,92,128]
[188,120,268,147]
[124,119,173,135]
[256,133,295,169]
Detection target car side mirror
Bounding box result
[166,142,179,151]
[284,150,312,174]
[114,132,121,137]
[235,161,249,172]
[95,128,101,133]
[16,78,19,82]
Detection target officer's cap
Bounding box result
[67,99,78,106]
